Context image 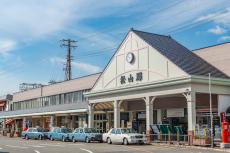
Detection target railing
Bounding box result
[147,133,188,145]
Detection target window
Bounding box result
[111,129,116,134]
[116,129,121,134]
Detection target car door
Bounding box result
[109,128,117,143]
[73,129,79,140]
[79,128,84,141]
[115,129,123,143]
[57,128,62,140]
[53,128,59,140]
[33,129,38,139]
[27,129,33,139]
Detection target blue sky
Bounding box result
[1,0,230,94]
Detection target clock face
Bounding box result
[126,52,134,63]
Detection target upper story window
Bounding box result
[12,89,88,111]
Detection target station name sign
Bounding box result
[120,72,143,85]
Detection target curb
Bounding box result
[151,143,230,152]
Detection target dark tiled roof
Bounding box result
[133,29,229,79]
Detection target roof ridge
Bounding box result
[131,29,170,38]
[193,41,230,51]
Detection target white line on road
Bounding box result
[39,144,64,147]
[0,147,2,149]
[67,144,84,146]
[5,145,28,149]
[80,148,93,153]
[34,150,40,153]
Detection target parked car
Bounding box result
[21,128,49,140]
[48,127,72,142]
[103,128,146,145]
[69,128,102,143]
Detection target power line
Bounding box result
[60,39,77,81]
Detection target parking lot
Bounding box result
[0,136,227,153]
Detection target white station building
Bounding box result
[0,29,230,143]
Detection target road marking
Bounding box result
[39,144,64,147]
[34,150,40,153]
[68,143,84,146]
[27,145,45,148]
[0,147,2,149]
[80,148,93,153]
[5,145,28,149]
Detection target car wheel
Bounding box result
[72,137,76,143]
[25,135,29,140]
[62,136,66,142]
[107,137,112,144]
[85,137,90,143]
[123,138,129,145]
[50,136,54,141]
[39,135,43,140]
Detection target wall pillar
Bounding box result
[88,104,94,128]
[144,96,155,133]
[22,117,27,131]
[114,100,121,128]
[49,116,54,129]
[184,91,196,145]
[157,109,162,124]
[70,116,75,130]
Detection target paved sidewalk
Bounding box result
[151,143,230,152]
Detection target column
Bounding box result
[114,100,120,128]
[70,116,75,129]
[2,119,6,130]
[49,116,54,129]
[88,104,94,128]
[22,117,27,130]
[145,96,154,133]
[185,91,196,145]
[157,109,162,124]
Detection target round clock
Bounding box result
[126,52,135,63]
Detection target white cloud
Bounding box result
[0,0,133,40]
[197,7,230,27]
[139,0,229,33]
[208,26,226,35]
[50,57,101,74]
[0,39,17,56]
[219,36,230,41]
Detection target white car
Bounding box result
[103,128,146,145]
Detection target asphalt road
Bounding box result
[0,136,225,153]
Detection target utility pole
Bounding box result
[60,39,77,81]
[209,73,214,148]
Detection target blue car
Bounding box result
[21,128,49,140]
[48,127,72,142]
[69,128,102,143]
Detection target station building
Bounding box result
[0,29,230,142]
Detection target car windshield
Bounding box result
[84,128,97,133]
[121,129,136,134]
[61,128,72,133]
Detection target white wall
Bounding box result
[218,95,230,114]
[93,31,187,91]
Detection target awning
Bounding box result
[5,119,14,125]
[0,103,5,107]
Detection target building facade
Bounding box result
[0,73,100,133]
[0,29,230,144]
[84,29,230,143]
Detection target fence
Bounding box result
[148,133,188,145]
